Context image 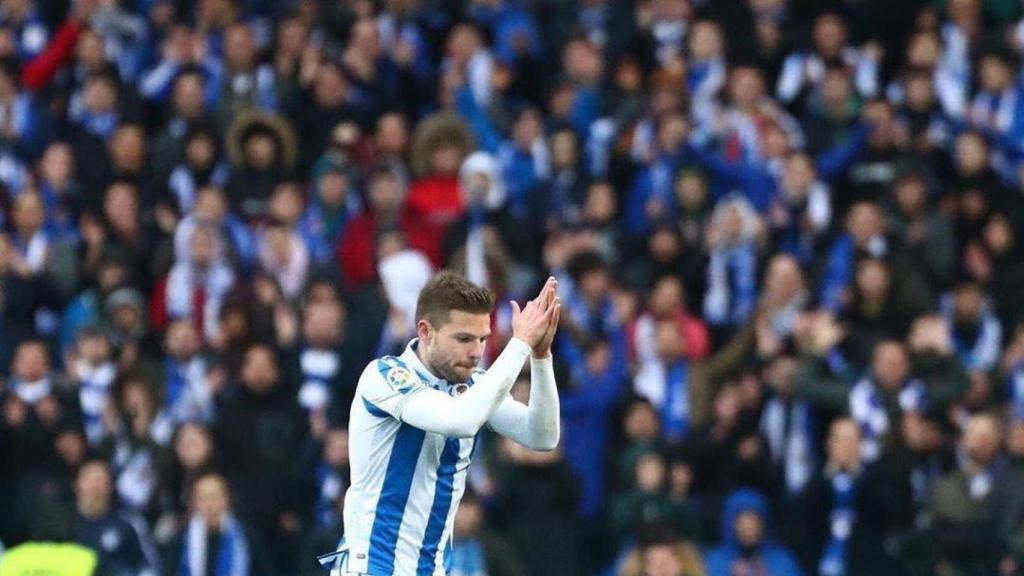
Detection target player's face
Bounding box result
[421,310,491,383]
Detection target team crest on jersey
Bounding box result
[385,367,417,394]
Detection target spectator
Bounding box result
[766,152,832,266]
[490,434,581,576]
[282,297,350,415]
[818,201,889,314]
[943,282,1002,374]
[71,459,159,576]
[156,422,219,543]
[166,472,254,576]
[777,12,880,106]
[970,213,1024,333]
[704,489,803,576]
[145,64,216,179]
[633,318,694,444]
[930,413,1007,576]
[839,100,904,205]
[257,220,309,302]
[294,425,347,576]
[797,314,967,462]
[66,326,117,446]
[759,354,815,497]
[164,224,236,343]
[702,195,760,337]
[298,152,360,266]
[885,171,957,300]
[337,163,434,293]
[172,185,255,273]
[213,22,278,134]
[838,258,913,368]
[611,449,675,543]
[618,524,706,576]
[161,319,216,426]
[406,110,474,257]
[166,124,229,215]
[559,329,627,519]
[224,111,297,222]
[288,61,360,174]
[99,370,166,515]
[791,418,914,576]
[214,344,308,572]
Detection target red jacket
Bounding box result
[336,207,443,293]
[407,176,464,229]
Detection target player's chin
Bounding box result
[452,366,474,381]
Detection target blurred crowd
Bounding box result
[2,0,1024,575]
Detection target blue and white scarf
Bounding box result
[820,233,887,313]
[634,359,690,443]
[950,317,1002,373]
[661,361,690,443]
[169,163,230,214]
[688,57,726,122]
[163,356,214,425]
[76,360,117,445]
[0,93,33,139]
[14,230,48,274]
[182,515,250,576]
[298,348,340,413]
[556,270,618,338]
[703,242,757,327]
[166,262,236,342]
[819,471,858,576]
[971,86,1019,135]
[761,398,815,494]
[314,463,345,529]
[850,377,926,462]
[651,19,687,67]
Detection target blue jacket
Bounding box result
[468,2,541,64]
[705,489,804,576]
[559,330,629,519]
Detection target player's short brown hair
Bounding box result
[415,271,494,327]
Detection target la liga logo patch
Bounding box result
[386,367,418,394]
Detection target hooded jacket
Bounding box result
[705,489,804,576]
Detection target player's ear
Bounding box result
[416,319,432,343]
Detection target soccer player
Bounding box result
[320,271,562,575]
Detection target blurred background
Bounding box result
[1,0,1024,575]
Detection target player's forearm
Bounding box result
[400,337,531,437]
[523,355,560,450]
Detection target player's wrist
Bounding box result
[506,337,533,356]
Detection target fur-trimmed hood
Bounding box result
[409,111,474,177]
[225,110,299,170]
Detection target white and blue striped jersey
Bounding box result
[335,339,483,576]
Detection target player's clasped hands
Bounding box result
[510,276,561,351]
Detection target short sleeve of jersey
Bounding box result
[359,356,427,420]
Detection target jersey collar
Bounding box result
[400,338,446,388]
